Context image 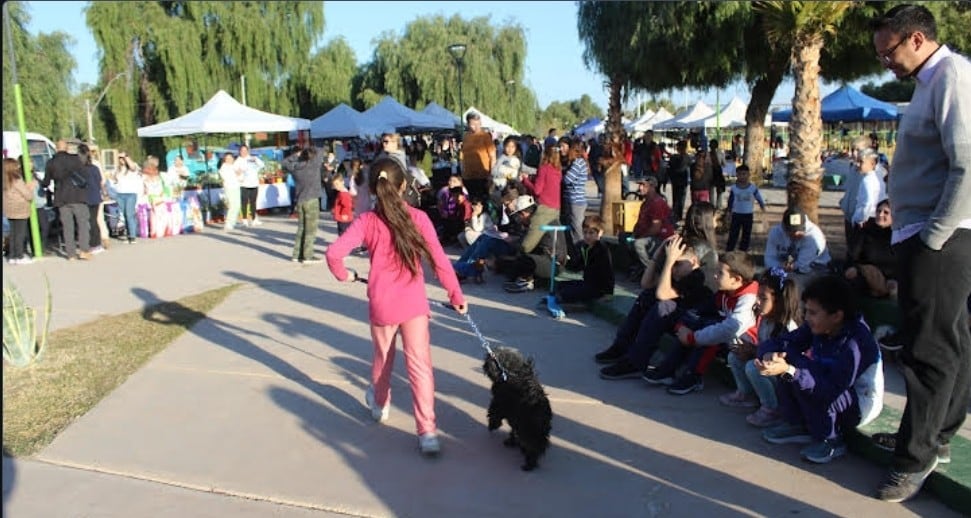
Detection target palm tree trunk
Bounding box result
[743,58,787,184]
[606,77,623,144]
[786,36,824,223]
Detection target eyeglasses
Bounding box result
[876,34,910,64]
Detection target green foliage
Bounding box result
[2,275,52,368]
[861,78,915,102]
[1,2,77,138]
[354,14,539,132]
[85,1,326,156]
[538,95,603,134]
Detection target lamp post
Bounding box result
[448,43,467,117]
[86,72,128,144]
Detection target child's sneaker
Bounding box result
[666,373,704,395]
[504,278,534,293]
[719,391,759,408]
[364,386,389,423]
[418,432,441,456]
[642,367,675,386]
[762,422,812,444]
[599,359,642,380]
[746,406,783,428]
[801,437,847,464]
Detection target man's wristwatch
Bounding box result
[780,365,797,382]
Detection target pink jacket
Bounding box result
[326,205,465,325]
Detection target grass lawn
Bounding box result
[2,284,239,457]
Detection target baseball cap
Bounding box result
[637,176,659,189]
[858,148,879,161]
[510,195,536,214]
[782,208,808,233]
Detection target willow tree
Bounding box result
[757,1,852,222]
[85,1,325,155]
[1,1,76,138]
[295,36,357,117]
[354,14,539,132]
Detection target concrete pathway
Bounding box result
[2,204,963,517]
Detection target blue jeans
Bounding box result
[116,193,138,238]
[453,235,515,277]
[727,352,778,408]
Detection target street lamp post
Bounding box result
[86,72,127,144]
[447,43,467,116]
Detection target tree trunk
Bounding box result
[743,58,786,184]
[786,36,825,223]
[600,160,623,235]
[606,77,624,145]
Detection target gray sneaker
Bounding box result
[418,432,441,456]
[801,438,847,464]
[877,457,939,503]
[762,422,813,445]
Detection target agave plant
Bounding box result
[2,274,52,368]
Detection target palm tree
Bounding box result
[756,1,852,222]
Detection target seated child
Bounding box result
[720,268,801,428]
[757,275,883,464]
[645,251,760,395]
[556,215,614,304]
[459,196,497,249]
[440,186,472,244]
[598,236,715,379]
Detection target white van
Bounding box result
[2,131,57,174]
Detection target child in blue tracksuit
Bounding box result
[756,275,883,464]
[725,165,766,252]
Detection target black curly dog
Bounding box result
[483,347,552,471]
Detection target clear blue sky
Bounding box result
[25,1,886,115]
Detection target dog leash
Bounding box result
[348,269,508,381]
[434,301,508,382]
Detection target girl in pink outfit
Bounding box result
[326,157,467,456]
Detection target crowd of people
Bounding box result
[2,3,967,507]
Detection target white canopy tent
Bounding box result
[463,107,519,136]
[362,97,456,134]
[421,102,462,128]
[309,103,383,139]
[685,97,749,129]
[654,101,715,130]
[624,110,655,133]
[626,108,675,133]
[136,90,310,137]
[579,117,632,140]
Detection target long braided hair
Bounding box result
[368,157,436,277]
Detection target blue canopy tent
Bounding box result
[771,85,899,122]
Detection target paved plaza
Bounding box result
[2,188,966,517]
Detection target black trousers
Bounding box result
[892,229,971,472]
[726,212,753,252]
[88,205,102,247]
[671,184,687,222]
[240,187,258,220]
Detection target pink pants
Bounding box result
[370,314,436,435]
[691,190,711,203]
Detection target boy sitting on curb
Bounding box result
[645,251,760,395]
[756,275,883,464]
[599,235,715,379]
[557,215,614,304]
